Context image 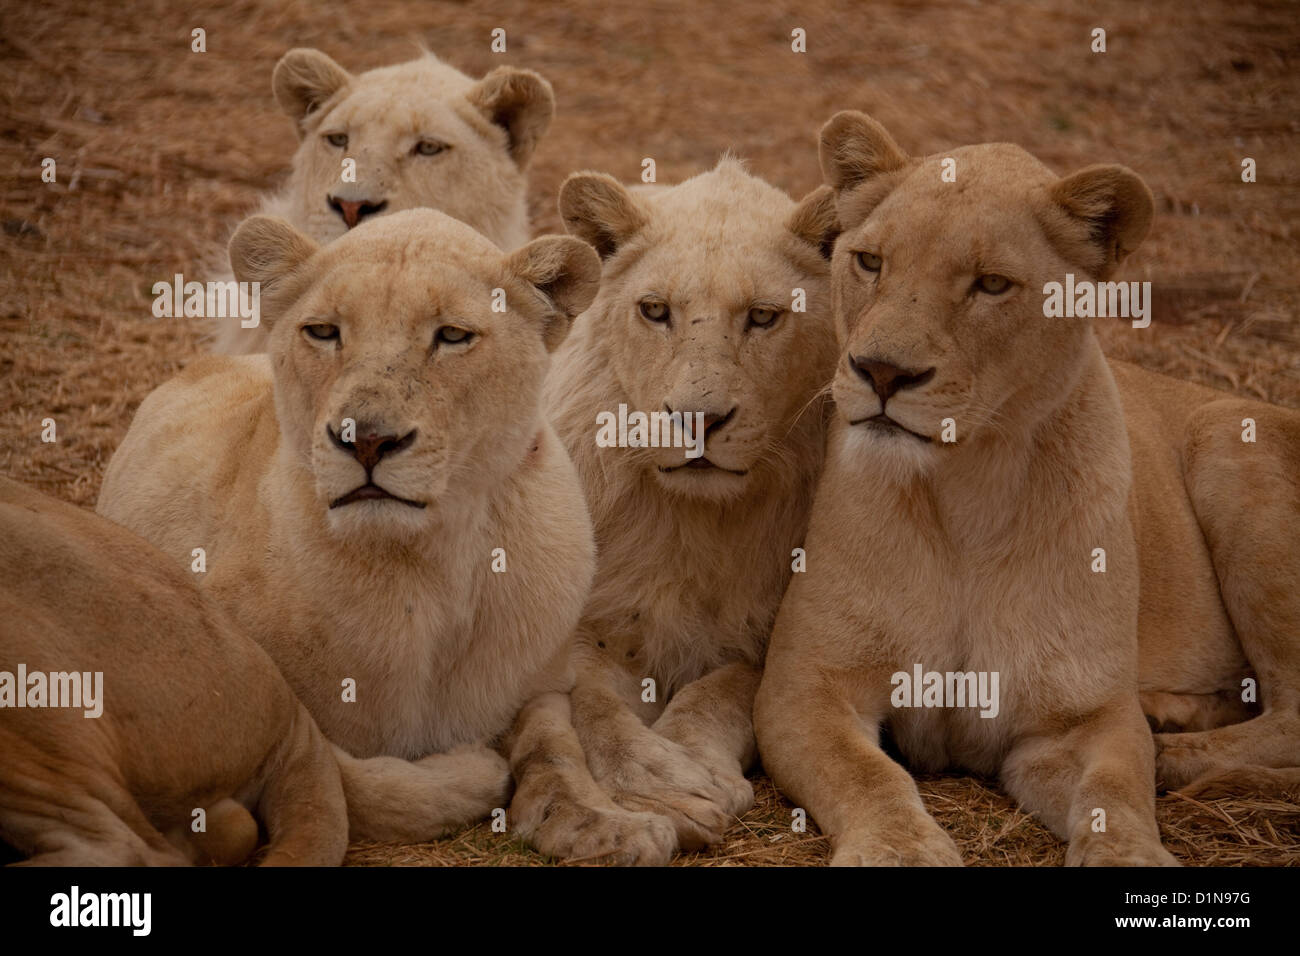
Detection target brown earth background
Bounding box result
[1,0,1297,865]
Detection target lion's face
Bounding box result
[273,49,554,249]
[819,113,1154,474]
[560,162,840,503]
[228,209,598,541]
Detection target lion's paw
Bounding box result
[715,770,756,819]
[591,733,741,849]
[830,823,963,867]
[522,802,677,866]
[1067,835,1179,867]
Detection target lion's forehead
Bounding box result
[630,230,813,307]
[305,262,495,316]
[650,181,791,230]
[325,90,468,141]
[631,171,807,291]
[861,164,1057,274]
[287,226,514,326]
[354,58,475,100]
[888,144,1055,211]
[321,211,501,258]
[861,212,1041,278]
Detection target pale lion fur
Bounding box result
[755,112,1300,867]
[550,160,839,693]
[506,159,843,864]
[98,209,600,842]
[212,47,554,353]
[0,477,347,866]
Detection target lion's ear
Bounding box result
[466,67,555,169]
[228,216,319,293]
[819,111,909,190]
[272,49,352,134]
[559,172,647,261]
[787,185,841,260]
[1045,164,1154,278]
[819,111,909,229]
[506,236,602,352]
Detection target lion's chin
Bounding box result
[322,495,434,542]
[328,483,426,510]
[841,424,940,478]
[652,460,751,503]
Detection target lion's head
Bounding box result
[227,209,598,541]
[555,159,841,504]
[818,111,1154,475]
[269,48,554,250]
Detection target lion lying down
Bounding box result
[0,478,347,866]
[98,209,600,844]
[755,112,1300,865]
[507,160,841,864]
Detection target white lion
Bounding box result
[505,160,842,864]
[100,208,600,842]
[212,48,554,353]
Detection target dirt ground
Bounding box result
[2,0,1297,865]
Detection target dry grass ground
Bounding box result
[1,0,1297,865]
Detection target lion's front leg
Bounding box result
[1002,695,1178,867]
[755,658,962,866]
[650,661,761,819]
[505,691,676,865]
[571,674,744,851]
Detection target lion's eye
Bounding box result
[435,326,474,345]
[748,306,780,328]
[639,300,671,324]
[325,133,348,149]
[856,251,883,272]
[976,274,1012,295]
[413,140,447,157]
[303,323,339,341]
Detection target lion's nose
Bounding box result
[327,196,389,229]
[850,356,935,404]
[665,403,736,436]
[328,424,416,471]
